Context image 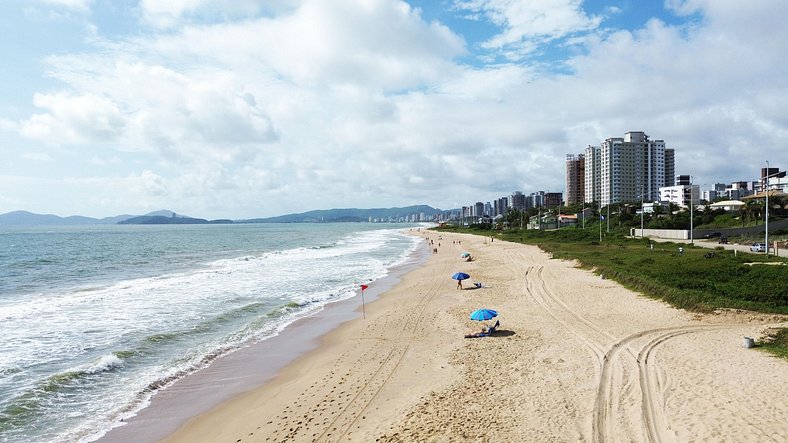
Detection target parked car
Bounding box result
[750,243,767,252]
[704,232,723,239]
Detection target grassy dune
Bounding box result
[438,225,788,315]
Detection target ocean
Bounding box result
[0,222,426,443]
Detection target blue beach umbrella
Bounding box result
[460,252,470,258]
[469,308,497,321]
[451,272,470,281]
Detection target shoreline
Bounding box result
[97,231,431,443]
[162,232,788,442]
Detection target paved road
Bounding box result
[648,237,786,258]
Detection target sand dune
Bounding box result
[163,232,787,442]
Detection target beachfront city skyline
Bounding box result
[1,1,787,220]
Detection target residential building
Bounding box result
[726,181,752,200]
[659,184,699,208]
[527,213,558,230]
[761,167,785,180]
[473,202,485,218]
[641,201,670,214]
[529,191,545,208]
[769,176,788,193]
[545,192,563,207]
[664,149,675,187]
[583,131,674,206]
[510,191,527,212]
[583,145,602,203]
[702,183,727,202]
[558,214,578,227]
[494,197,508,217]
[565,154,585,205]
[709,200,745,211]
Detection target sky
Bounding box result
[1,0,787,219]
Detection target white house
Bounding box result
[708,200,745,211]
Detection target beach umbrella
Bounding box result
[469,308,497,321]
[460,252,470,258]
[451,272,470,281]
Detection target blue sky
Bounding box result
[1,0,786,218]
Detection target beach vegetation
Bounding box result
[758,328,788,360]
[437,224,788,315]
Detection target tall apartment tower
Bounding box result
[583,131,674,206]
[510,191,527,212]
[493,197,508,217]
[664,149,675,186]
[583,145,602,204]
[565,154,585,205]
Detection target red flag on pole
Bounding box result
[359,284,369,319]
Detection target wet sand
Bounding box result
[161,232,788,442]
[98,238,429,443]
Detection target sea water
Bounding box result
[0,223,425,443]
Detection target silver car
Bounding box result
[750,243,767,252]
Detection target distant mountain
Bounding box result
[0,206,446,226]
[239,205,444,223]
[118,215,233,225]
[0,210,178,226]
[0,210,106,226]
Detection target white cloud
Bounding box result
[139,0,291,29]
[453,0,601,59]
[21,152,54,162]
[37,0,93,12]
[0,117,18,132]
[20,92,125,145]
[5,0,788,218]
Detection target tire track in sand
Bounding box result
[595,323,739,443]
[499,246,740,443]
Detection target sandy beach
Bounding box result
[162,231,788,442]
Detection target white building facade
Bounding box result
[659,184,699,208]
[584,131,675,206]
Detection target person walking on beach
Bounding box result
[457,279,463,289]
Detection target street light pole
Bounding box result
[640,187,644,238]
[690,175,694,245]
[765,160,770,256]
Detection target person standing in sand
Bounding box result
[457,279,463,289]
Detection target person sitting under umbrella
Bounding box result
[464,320,500,338]
[464,325,490,338]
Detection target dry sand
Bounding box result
[162,232,788,442]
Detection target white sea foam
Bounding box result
[0,223,423,443]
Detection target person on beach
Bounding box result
[464,326,488,338]
[457,279,463,289]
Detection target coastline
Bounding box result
[161,231,787,442]
[97,230,431,443]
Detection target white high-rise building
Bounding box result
[584,131,674,206]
